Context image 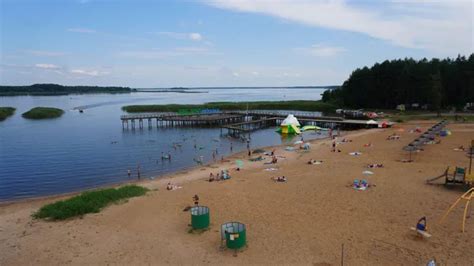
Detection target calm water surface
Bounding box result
[0,88,326,201]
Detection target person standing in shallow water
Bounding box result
[127,169,131,178]
[137,165,141,180]
[230,143,233,152]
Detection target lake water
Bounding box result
[0,88,327,202]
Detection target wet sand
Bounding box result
[1,121,474,265]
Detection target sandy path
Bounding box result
[1,122,474,265]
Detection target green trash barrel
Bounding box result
[222,222,246,250]
[191,206,210,230]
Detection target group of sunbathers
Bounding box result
[208,170,231,182]
[353,179,369,189]
[166,182,182,191]
[386,133,400,140]
[367,163,383,168]
[272,176,287,182]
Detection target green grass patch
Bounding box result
[0,107,16,121]
[122,100,338,113]
[22,107,64,119]
[33,185,149,220]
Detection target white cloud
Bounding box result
[152,31,204,41]
[189,33,203,41]
[174,47,208,53]
[295,44,346,57]
[67,28,96,33]
[205,0,472,55]
[35,63,61,69]
[117,47,211,59]
[26,50,67,57]
[232,72,240,77]
[251,71,260,76]
[282,72,301,78]
[70,69,109,77]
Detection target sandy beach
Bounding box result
[1,121,474,265]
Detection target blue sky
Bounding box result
[0,0,472,87]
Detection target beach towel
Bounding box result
[249,156,264,162]
[349,152,362,156]
[285,146,295,151]
[362,170,374,175]
[264,168,279,171]
[353,185,368,191]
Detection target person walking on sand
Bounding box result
[332,139,336,152]
[248,149,251,157]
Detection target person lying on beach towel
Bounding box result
[166,182,182,191]
[351,179,375,190]
[272,176,287,182]
[307,159,323,165]
[367,163,383,168]
[454,145,466,151]
[349,152,362,156]
[264,168,279,171]
[364,143,372,147]
[386,134,400,140]
[340,138,352,143]
[249,156,264,162]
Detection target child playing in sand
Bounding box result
[193,194,199,206]
[272,156,278,164]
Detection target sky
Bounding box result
[0,0,472,87]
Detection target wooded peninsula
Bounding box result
[322,54,474,110]
[0,84,133,96]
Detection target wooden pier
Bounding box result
[121,113,244,130]
[222,118,278,137]
[120,111,380,133]
[221,116,379,136]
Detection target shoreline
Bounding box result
[0,129,356,207]
[2,121,474,265]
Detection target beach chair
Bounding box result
[453,167,466,183]
[445,167,466,184]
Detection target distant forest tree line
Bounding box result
[322,54,474,110]
[0,83,133,96]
